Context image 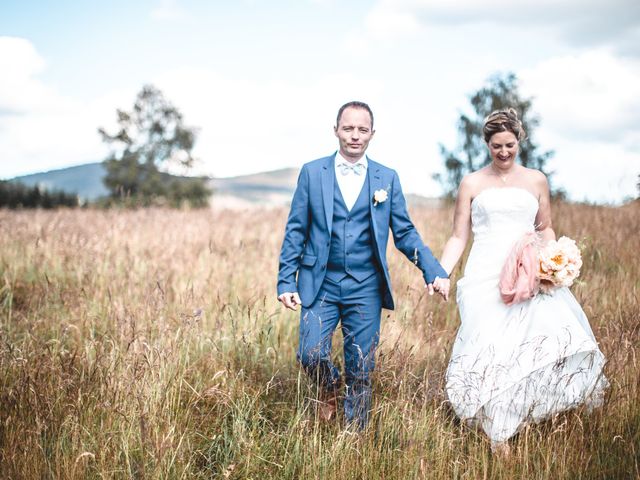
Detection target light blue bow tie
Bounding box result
[338,161,365,176]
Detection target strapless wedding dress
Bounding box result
[445,187,607,443]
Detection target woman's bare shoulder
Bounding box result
[461,169,488,189]
[460,168,494,198]
[520,166,548,183]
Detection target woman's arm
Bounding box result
[534,171,556,243]
[439,177,473,276]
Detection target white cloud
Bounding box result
[364,6,421,38]
[369,0,634,20]
[348,3,640,203]
[0,36,61,115]
[366,0,639,25]
[0,35,636,204]
[0,36,44,78]
[151,68,457,199]
[520,49,640,148]
[514,50,640,203]
[0,36,387,181]
[150,0,190,21]
[0,36,128,178]
[546,139,638,203]
[152,68,386,177]
[364,0,640,53]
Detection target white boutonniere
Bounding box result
[373,188,389,206]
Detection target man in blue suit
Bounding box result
[277,101,447,428]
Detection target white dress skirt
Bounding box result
[445,187,608,443]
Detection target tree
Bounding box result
[0,181,79,208]
[98,85,211,206]
[434,72,558,198]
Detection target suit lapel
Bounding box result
[321,154,335,233]
[368,158,383,240]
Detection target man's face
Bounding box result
[334,107,375,161]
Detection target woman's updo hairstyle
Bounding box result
[482,108,526,143]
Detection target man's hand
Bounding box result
[278,292,302,310]
[432,276,451,302]
[426,283,436,296]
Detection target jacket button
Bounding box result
[326,242,330,246]
[347,217,351,222]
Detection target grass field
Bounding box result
[1,201,638,479]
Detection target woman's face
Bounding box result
[487,131,519,167]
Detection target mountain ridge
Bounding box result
[8,162,301,205]
[8,162,439,207]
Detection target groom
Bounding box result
[277,101,447,428]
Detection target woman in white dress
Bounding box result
[432,109,607,453]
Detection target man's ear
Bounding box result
[334,125,339,137]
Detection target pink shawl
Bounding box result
[499,232,539,306]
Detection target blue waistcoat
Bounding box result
[325,170,381,282]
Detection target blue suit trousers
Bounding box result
[297,272,383,428]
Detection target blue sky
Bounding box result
[1,0,638,203]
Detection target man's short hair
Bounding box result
[336,101,374,129]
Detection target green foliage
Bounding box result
[0,180,79,208]
[99,84,211,207]
[435,72,557,198]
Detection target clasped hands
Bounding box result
[279,277,450,310]
[429,276,450,302]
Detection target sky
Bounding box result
[0,0,638,204]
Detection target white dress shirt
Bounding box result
[335,152,368,211]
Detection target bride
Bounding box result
[432,108,608,452]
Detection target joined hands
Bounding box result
[429,276,450,301]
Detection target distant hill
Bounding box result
[9,163,438,207]
[210,168,299,207]
[11,163,109,201]
[9,163,300,205]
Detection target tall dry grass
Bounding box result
[0,202,638,479]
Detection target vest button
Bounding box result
[322,264,326,270]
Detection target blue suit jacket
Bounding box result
[277,153,447,310]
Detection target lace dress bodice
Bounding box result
[464,187,539,279]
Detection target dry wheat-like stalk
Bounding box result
[0,202,637,479]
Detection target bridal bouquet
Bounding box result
[499,234,582,305]
[537,236,583,293]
